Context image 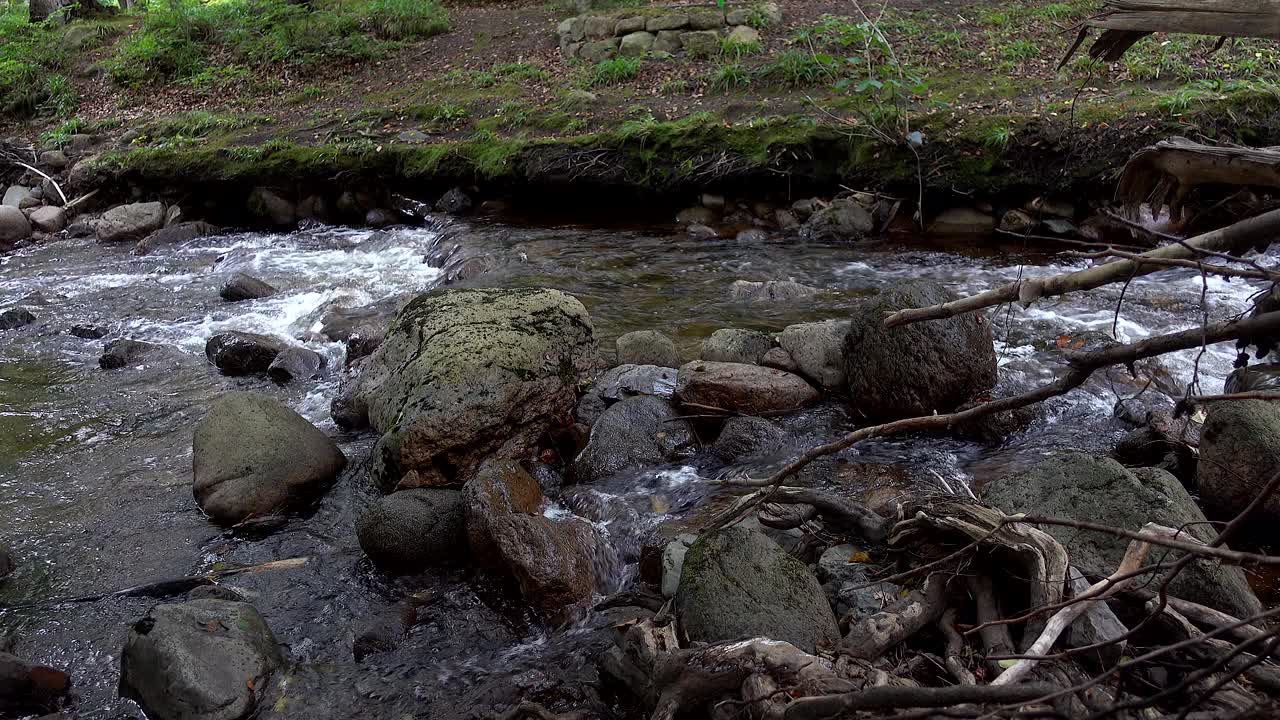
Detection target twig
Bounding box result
[1009,515,1280,566]
[9,161,68,205]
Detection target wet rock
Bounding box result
[0,652,70,716]
[464,461,603,620]
[319,296,405,361]
[365,208,395,227]
[983,453,1261,617]
[204,331,286,376]
[675,361,819,415]
[700,328,771,365]
[735,228,768,243]
[38,150,68,171]
[0,308,35,330]
[134,221,221,255]
[676,206,717,225]
[1224,363,1280,393]
[352,604,417,662]
[220,273,277,302]
[193,391,347,525]
[28,206,65,234]
[119,600,283,720]
[597,363,677,401]
[38,179,62,207]
[928,207,996,235]
[574,391,608,426]
[2,186,29,207]
[1065,565,1127,665]
[358,489,467,572]
[330,363,369,430]
[70,324,105,339]
[646,12,688,31]
[999,209,1037,233]
[801,198,874,241]
[679,29,720,56]
[268,346,326,384]
[572,395,694,483]
[775,209,800,230]
[97,202,165,243]
[164,204,183,227]
[687,223,718,239]
[728,279,818,303]
[843,281,996,420]
[676,526,839,653]
[817,544,901,620]
[761,346,799,373]
[247,187,296,227]
[619,30,655,56]
[779,320,850,392]
[99,339,156,370]
[660,534,696,598]
[615,329,681,367]
[530,462,563,496]
[1199,400,1280,522]
[0,546,12,580]
[1028,196,1076,219]
[436,187,473,215]
[187,585,244,602]
[0,205,32,246]
[790,197,821,220]
[353,288,598,490]
[712,416,788,462]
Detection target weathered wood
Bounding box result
[1118,137,1280,218]
[1061,1,1280,65]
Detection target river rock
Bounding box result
[352,288,597,490]
[572,395,695,483]
[619,30,655,57]
[660,534,697,598]
[676,206,717,225]
[2,186,29,207]
[204,331,286,376]
[358,489,467,572]
[464,461,603,619]
[675,361,819,415]
[843,281,995,419]
[1199,400,1280,522]
[0,205,31,246]
[70,324,106,339]
[436,187,473,215]
[801,198,874,241]
[1000,209,1037,233]
[712,416,788,462]
[267,346,325,384]
[0,652,70,716]
[0,546,11,580]
[615,329,681,367]
[28,206,65,234]
[96,202,165,243]
[0,308,35,330]
[38,150,68,171]
[729,279,818,303]
[119,600,283,720]
[700,328,771,365]
[676,526,839,653]
[597,363,677,401]
[761,346,799,373]
[352,604,417,662]
[779,320,850,392]
[134,221,221,254]
[817,544,901,620]
[928,207,996,235]
[193,391,347,525]
[99,339,156,370]
[331,363,369,430]
[1224,363,1280,393]
[983,453,1261,617]
[220,273,277,302]
[248,187,296,226]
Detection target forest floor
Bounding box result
[6,0,1280,196]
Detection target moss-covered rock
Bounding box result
[354,288,598,490]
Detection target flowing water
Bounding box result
[0,213,1268,718]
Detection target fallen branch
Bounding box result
[938,608,976,686]
[841,572,950,660]
[1066,247,1280,282]
[882,207,1280,327]
[781,681,1058,719]
[8,161,67,206]
[1012,515,1280,566]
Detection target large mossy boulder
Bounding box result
[352,288,597,490]
[1199,399,1280,522]
[358,489,466,572]
[982,453,1261,617]
[572,395,695,483]
[615,329,681,367]
[119,600,283,720]
[676,526,839,653]
[843,281,996,420]
[193,392,347,525]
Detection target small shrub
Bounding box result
[363,0,449,40]
[762,49,832,87]
[590,56,641,86]
[40,118,86,146]
[982,125,1013,149]
[711,62,750,91]
[720,35,761,60]
[40,74,77,116]
[1000,39,1039,62]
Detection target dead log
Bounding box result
[1118,137,1280,220]
[841,572,951,660]
[1060,0,1280,66]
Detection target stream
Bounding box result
[0,213,1268,718]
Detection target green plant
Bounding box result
[493,62,550,82]
[659,78,690,94]
[982,124,1014,149]
[40,74,77,116]
[40,118,86,146]
[746,8,771,29]
[762,49,832,87]
[589,56,641,86]
[363,0,449,39]
[1001,39,1038,62]
[720,34,761,60]
[711,62,751,91]
[1034,3,1078,20]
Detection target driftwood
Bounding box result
[1060,0,1280,66]
[1118,137,1280,219]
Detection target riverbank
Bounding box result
[4,0,1280,207]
